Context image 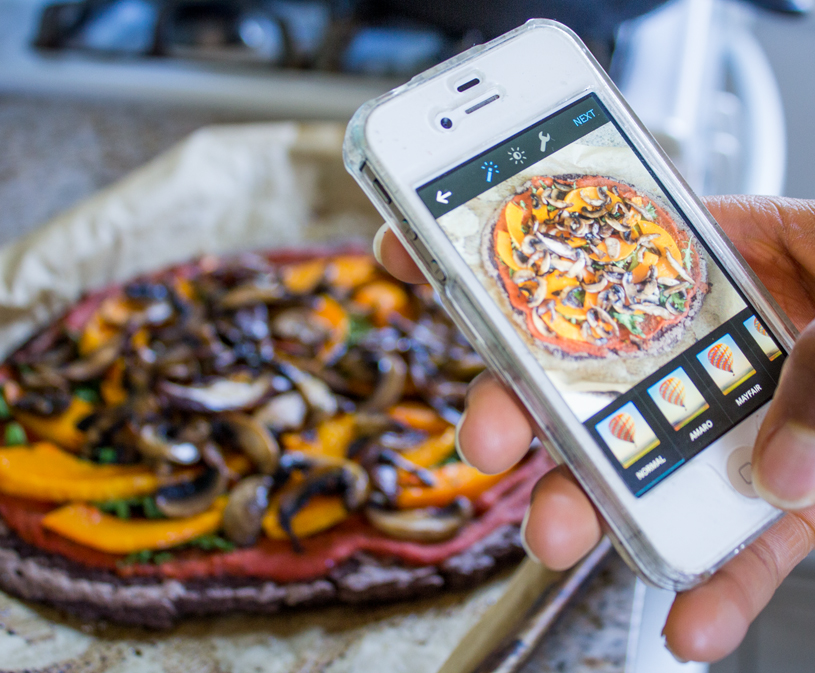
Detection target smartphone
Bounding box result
[343,20,797,590]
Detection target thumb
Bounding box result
[753,320,815,510]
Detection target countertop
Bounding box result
[0,92,636,673]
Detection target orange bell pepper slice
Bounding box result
[396,462,507,509]
[41,497,227,554]
[388,402,450,434]
[326,255,376,291]
[282,414,357,459]
[400,427,456,469]
[281,259,326,295]
[0,443,196,502]
[13,396,95,452]
[313,294,349,362]
[353,280,411,327]
[262,494,347,540]
[100,358,128,407]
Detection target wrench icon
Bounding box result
[538,132,551,153]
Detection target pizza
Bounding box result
[484,176,707,358]
[0,248,549,628]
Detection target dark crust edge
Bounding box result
[480,174,708,361]
[0,520,523,630]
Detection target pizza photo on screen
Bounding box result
[482,175,708,360]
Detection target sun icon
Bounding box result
[508,147,526,165]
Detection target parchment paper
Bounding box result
[0,122,519,673]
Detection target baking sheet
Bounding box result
[0,121,552,673]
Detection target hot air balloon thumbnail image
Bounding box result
[743,315,782,361]
[696,334,755,395]
[647,367,709,430]
[596,402,660,469]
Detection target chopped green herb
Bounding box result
[74,387,101,404]
[98,498,132,519]
[519,200,528,210]
[121,549,154,566]
[668,294,687,313]
[189,534,236,552]
[611,311,645,336]
[152,552,175,565]
[4,422,26,446]
[644,203,658,221]
[347,314,373,347]
[682,241,693,271]
[572,288,586,306]
[142,496,164,520]
[547,205,556,212]
[96,447,119,464]
[0,394,11,421]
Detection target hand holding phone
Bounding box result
[376,195,815,663]
[346,19,811,661]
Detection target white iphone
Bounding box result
[343,20,797,590]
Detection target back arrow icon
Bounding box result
[436,190,452,204]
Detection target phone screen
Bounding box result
[416,93,786,496]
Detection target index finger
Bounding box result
[373,224,427,284]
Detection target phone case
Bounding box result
[343,19,797,589]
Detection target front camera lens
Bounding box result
[440,117,453,130]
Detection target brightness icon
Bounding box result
[481,160,500,182]
[508,147,526,165]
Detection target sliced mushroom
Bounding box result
[562,286,585,309]
[136,424,201,465]
[218,279,283,309]
[222,475,273,546]
[365,497,473,542]
[582,274,608,294]
[277,457,370,547]
[625,198,656,221]
[271,308,330,345]
[581,320,606,346]
[623,267,659,304]
[663,281,692,296]
[59,335,124,382]
[665,249,695,284]
[605,237,621,260]
[531,307,555,337]
[587,306,620,338]
[218,413,280,474]
[566,250,587,279]
[537,251,552,275]
[277,362,338,422]
[538,235,577,260]
[369,464,399,502]
[628,302,675,318]
[579,188,607,208]
[252,391,308,432]
[159,375,273,413]
[155,466,227,518]
[512,269,536,285]
[360,353,407,413]
[520,277,548,308]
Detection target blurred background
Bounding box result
[0,0,814,671]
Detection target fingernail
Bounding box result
[662,636,688,664]
[520,506,541,564]
[754,422,815,509]
[372,223,388,266]
[454,410,474,467]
